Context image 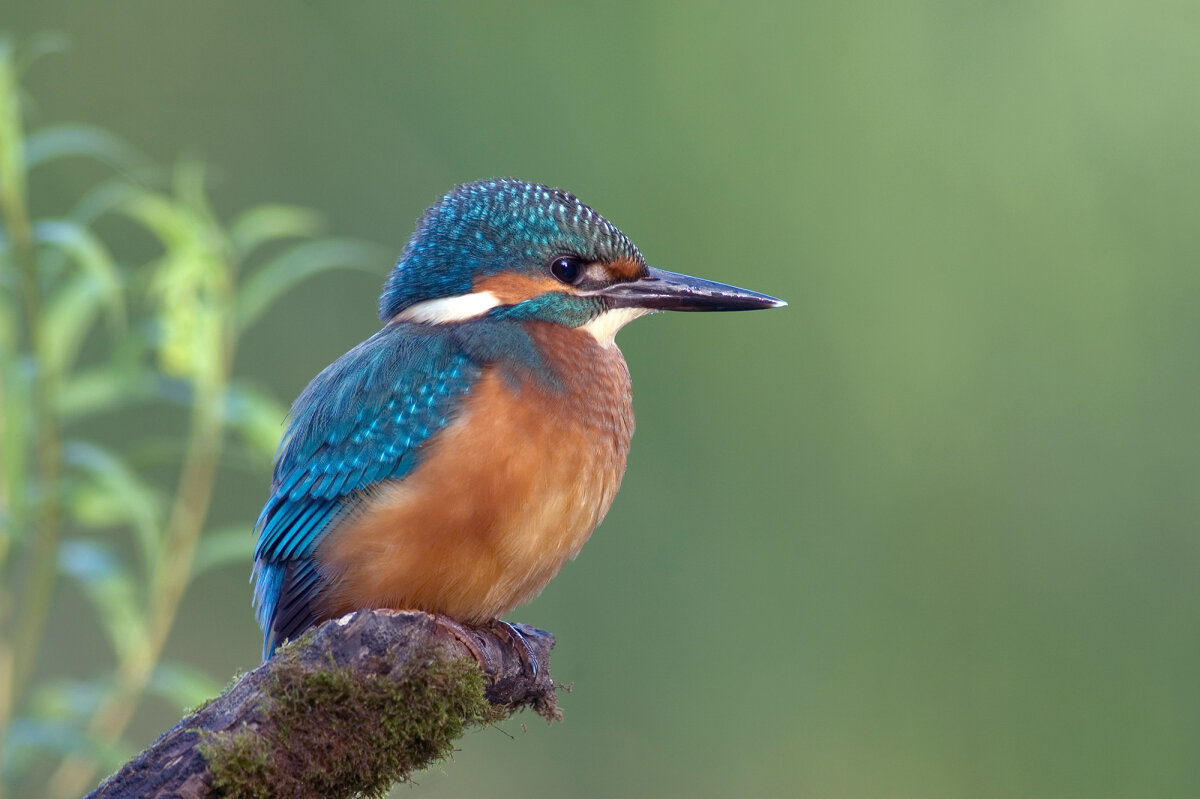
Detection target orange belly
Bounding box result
[314,324,633,624]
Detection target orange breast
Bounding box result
[314,322,634,624]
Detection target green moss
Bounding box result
[199,648,505,799]
[198,727,271,799]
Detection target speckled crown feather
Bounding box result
[379,179,643,322]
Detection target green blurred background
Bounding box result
[7,1,1200,796]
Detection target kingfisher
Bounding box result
[251,178,784,659]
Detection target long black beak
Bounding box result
[598,266,786,312]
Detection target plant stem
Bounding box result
[0,48,65,794]
[6,172,64,717]
[47,267,234,799]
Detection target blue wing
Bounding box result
[252,322,482,658]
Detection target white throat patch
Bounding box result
[392,291,501,324]
[581,307,651,347]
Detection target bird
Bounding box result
[251,178,785,660]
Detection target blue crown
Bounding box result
[379,178,643,321]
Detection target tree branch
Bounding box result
[84,610,560,799]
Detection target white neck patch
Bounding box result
[581,307,651,347]
[392,291,501,324]
[393,292,651,345]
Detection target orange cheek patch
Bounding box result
[605,257,645,280]
[473,273,570,304]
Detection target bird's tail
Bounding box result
[251,558,325,661]
[251,560,286,660]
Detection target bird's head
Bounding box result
[380,178,784,343]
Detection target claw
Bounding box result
[491,620,540,676]
[434,615,488,667]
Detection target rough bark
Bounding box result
[84,610,558,799]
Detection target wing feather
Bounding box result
[252,323,481,656]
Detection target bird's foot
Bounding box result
[491,619,540,676]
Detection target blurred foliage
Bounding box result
[0,38,381,798]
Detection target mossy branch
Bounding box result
[84,610,560,799]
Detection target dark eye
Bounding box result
[549,256,583,285]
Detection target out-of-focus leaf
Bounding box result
[23,124,146,173]
[225,381,287,458]
[57,364,163,421]
[192,525,255,578]
[120,186,203,252]
[149,662,224,711]
[34,220,124,295]
[28,678,107,721]
[29,180,147,290]
[69,177,143,227]
[229,204,324,258]
[64,442,162,569]
[13,31,70,73]
[35,219,125,354]
[173,160,220,230]
[2,718,130,782]
[40,272,105,377]
[235,238,385,334]
[123,186,231,382]
[58,540,148,662]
